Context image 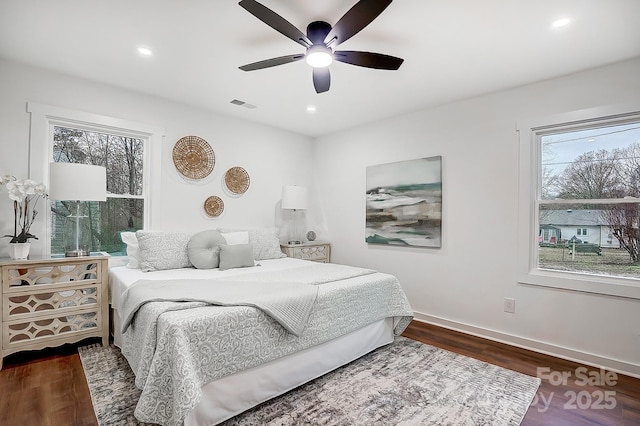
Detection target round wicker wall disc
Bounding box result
[172,136,215,180]
[204,196,224,217]
[224,166,250,194]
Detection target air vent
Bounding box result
[230,99,257,109]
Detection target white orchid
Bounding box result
[0,175,48,243]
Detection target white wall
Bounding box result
[0,59,314,257]
[314,58,640,376]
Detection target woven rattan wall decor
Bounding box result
[203,195,224,217]
[224,166,250,195]
[172,136,215,180]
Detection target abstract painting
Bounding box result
[366,156,442,247]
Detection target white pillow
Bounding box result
[220,227,286,261]
[136,230,193,272]
[120,231,140,269]
[221,231,249,245]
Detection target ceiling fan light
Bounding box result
[306,45,333,68]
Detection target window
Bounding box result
[51,126,145,255]
[518,104,640,300]
[27,102,163,257]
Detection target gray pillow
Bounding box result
[188,230,226,269]
[219,244,255,271]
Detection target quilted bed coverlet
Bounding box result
[120,279,319,336]
[120,262,414,425]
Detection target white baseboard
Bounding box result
[413,311,640,379]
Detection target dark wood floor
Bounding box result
[402,322,640,426]
[0,340,98,426]
[1,320,638,425]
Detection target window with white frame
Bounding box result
[27,102,163,257]
[518,105,640,300]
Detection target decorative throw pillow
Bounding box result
[219,244,255,271]
[188,230,226,269]
[120,231,140,269]
[219,227,286,260]
[136,230,192,272]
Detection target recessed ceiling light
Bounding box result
[137,46,153,56]
[306,105,317,113]
[551,18,571,29]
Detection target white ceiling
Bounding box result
[1,0,640,137]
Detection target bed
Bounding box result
[109,229,414,426]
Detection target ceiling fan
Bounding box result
[238,0,404,94]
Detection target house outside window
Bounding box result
[518,104,640,300]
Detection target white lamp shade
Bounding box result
[49,163,107,201]
[282,185,307,210]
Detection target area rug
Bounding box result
[79,336,540,425]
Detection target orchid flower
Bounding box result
[0,175,48,243]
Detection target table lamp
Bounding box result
[49,163,107,257]
[282,185,307,244]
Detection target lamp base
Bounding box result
[65,249,90,257]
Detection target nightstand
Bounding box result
[281,241,331,263]
[0,254,109,369]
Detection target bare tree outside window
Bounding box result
[601,203,640,263]
[51,126,145,255]
[555,149,623,200]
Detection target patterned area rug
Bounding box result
[79,336,540,425]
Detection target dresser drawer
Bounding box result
[295,245,329,262]
[3,285,101,322]
[2,260,101,293]
[281,242,331,263]
[3,309,101,350]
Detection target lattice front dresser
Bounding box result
[0,255,109,369]
[280,242,331,263]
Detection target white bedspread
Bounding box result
[118,260,414,426]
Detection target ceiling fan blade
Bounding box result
[239,0,311,47]
[324,0,392,47]
[313,68,331,93]
[239,54,305,71]
[334,50,403,70]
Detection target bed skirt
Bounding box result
[188,317,393,425]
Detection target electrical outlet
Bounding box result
[504,297,516,313]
